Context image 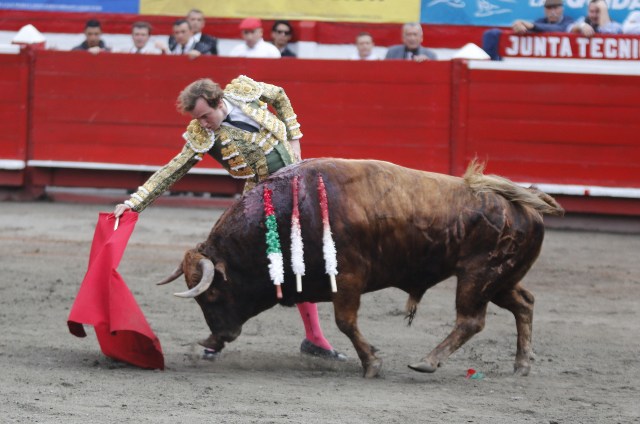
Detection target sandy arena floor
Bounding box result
[1,200,639,423]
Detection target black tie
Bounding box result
[223,116,259,133]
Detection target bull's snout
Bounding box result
[198,328,241,352]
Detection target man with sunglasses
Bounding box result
[271,20,296,57]
[482,0,574,60]
[229,17,281,58]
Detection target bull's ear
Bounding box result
[215,262,228,282]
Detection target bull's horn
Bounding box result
[174,258,215,298]
[156,265,183,285]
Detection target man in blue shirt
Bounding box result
[482,0,575,60]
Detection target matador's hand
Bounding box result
[114,204,130,218]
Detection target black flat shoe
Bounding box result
[300,338,347,361]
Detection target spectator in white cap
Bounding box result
[229,17,281,58]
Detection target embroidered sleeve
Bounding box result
[124,144,201,212]
[124,120,213,212]
[256,80,303,141]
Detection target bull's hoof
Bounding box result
[513,363,531,376]
[198,336,215,349]
[363,358,383,378]
[408,360,437,373]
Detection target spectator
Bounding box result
[229,17,281,58]
[177,9,218,55]
[157,19,210,59]
[127,21,161,54]
[385,23,436,61]
[72,19,109,54]
[350,32,380,60]
[622,11,640,34]
[567,0,622,36]
[271,20,296,57]
[482,0,574,61]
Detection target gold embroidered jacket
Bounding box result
[124,75,303,212]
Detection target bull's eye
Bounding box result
[205,288,221,302]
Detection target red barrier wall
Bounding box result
[0,51,30,186]
[27,50,451,191]
[30,50,451,168]
[451,61,640,189]
[2,48,640,215]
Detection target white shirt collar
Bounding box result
[172,38,195,54]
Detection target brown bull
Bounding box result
[159,158,563,378]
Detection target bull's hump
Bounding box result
[295,158,461,185]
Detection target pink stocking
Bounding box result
[296,302,333,351]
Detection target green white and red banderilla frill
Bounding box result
[263,185,284,299]
[290,176,305,292]
[317,174,338,292]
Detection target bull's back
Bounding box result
[210,158,545,297]
[296,159,546,291]
[293,159,471,291]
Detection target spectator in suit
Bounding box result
[567,0,622,36]
[229,17,281,58]
[385,23,436,61]
[185,9,218,55]
[165,10,218,56]
[271,20,296,57]
[157,19,211,59]
[482,0,574,61]
[350,32,381,60]
[72,19,110,54]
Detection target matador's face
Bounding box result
[191,97,225,131]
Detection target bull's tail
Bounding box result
[463,159,565,217]
[405,295,419,326]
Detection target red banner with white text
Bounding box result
[500,32,640,60]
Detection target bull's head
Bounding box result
[157,248,242,352]
[156,248,216,298]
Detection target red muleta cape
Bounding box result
[67,212,164,370]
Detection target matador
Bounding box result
[114,75,346,362]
